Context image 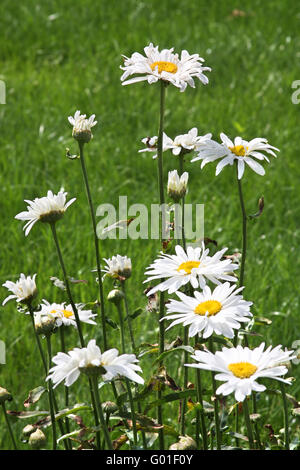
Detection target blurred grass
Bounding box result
[1,0,300,449]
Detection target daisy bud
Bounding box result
[102,401,118,414]
[0,387,12,404]
[23,424,35,438]
[34,313,57,337]
[68,111,97,144]
[28,428,46,450]
[167,170,188,203]
[103,255,132,281]
[107,289,124,305]
[169,435,197,450]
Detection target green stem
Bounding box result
[209,337,221,449]
[46,336,57,450]
[280,382,290,450]
[2,402,18,450]
[78,142,108,350]
[28,306,47,374]
[116,302,138,446]
[243,398,255,450]
[195,339,208,450]
[50,222,85,348]
[252,392,262,450]
[91,377,113,450]
[235,161,247,289]
[156,79,167,450]
[59,327,72,450]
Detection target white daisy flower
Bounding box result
[37,300,97,328]
[191,132,279,179]
[185,343,295,402]
[15,190,76,236]
[120,43,211,92]
[167,128,212,156]
[47,339,144,388]
[138,133,173,159]
[167,170,189,202]
[144,244,238,296]
[68,110,97,142]
[102,255,132,280]
[2,273,37,306]
[164,282,252,339]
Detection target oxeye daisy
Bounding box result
[167,128,212,156]
[164,282,252,339]
[15,190,76,236]
[100,255,132,280]
[47,339,144,387]
[120,43,211,92]
[185,343,295,402]
[2,273,37,306]
[138,133,173,159]
[144,244,238,296]
[167,170,189,202]
[37,300,97,328]
[191,132,279,179]
[68,110,97,143]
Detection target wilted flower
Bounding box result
[2,273,37,306]
[121,43,211,92]
[102,255,132,280]
[15,190,76,236]
[138,133,173,159]
[167,170,189,202]
[47,339,144,387]
[68,110,97,143]
[186,343,295,402]
[192,133,279,179]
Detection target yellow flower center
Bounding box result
[228,362,258,379]
[228,145,247,157]
[151,61,178,74]
[177,261,200,275]
[194,300,222,316]
[50,309,73,319]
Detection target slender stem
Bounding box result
[46,336,57,450]
[117,301,138,446]
[121,281,136,351]
[121,282,147,449]
[156,79,167,450]
[78,142,108,350]
[28,306,47,374]
[235,161,247,289]
[195,340,208,450]
[280,382,290,450]
[59,327,72,450]
[252,392,262,450]
[50,222,85,347]
[91,377,113,450]
[2,402,18,450]
[243,398,255,450]
[209,337,221,449]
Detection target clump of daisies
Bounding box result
[120,43,211,92]
[15,190,76,236]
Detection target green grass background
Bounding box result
[1,0,300,449]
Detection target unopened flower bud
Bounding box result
[102,401,118,414]
[169,435,197,450]
[34,313,57,336]
[68,111,97,144]
[28,428,46,449]
[167,170,188,203]
[0,387,12,404]
[23,424,35,437]
[107,289,124,305]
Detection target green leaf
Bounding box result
[106,317,119,329]
[153,345,194,365]
[126,307,143,320]
[144,390,198,413]
[255,317,272,326]
[7,410,49,419]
